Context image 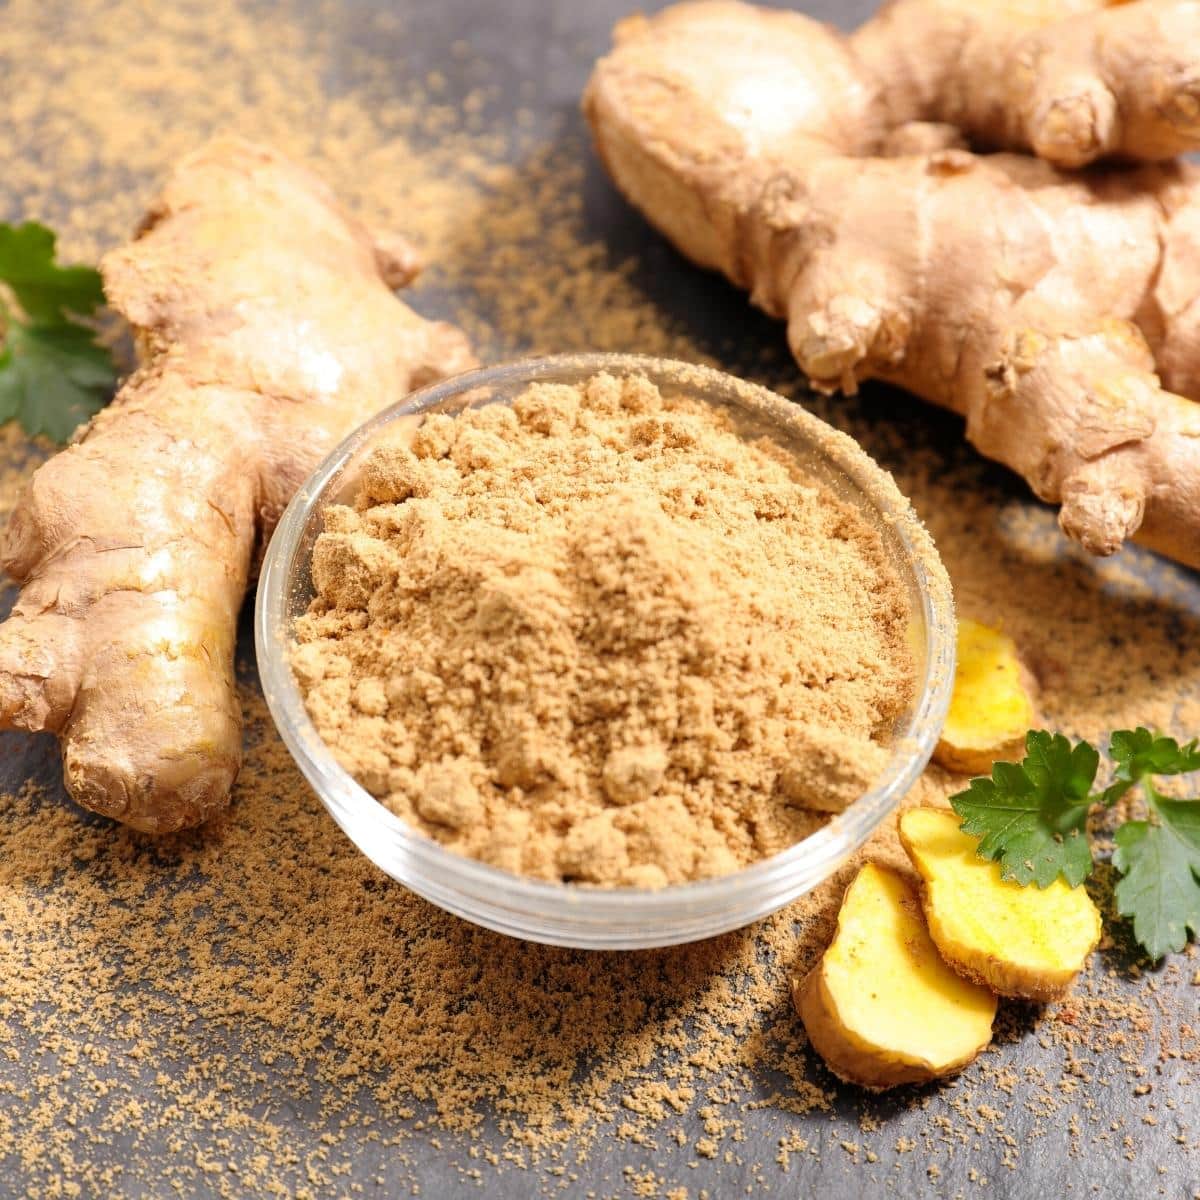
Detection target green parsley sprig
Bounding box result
[950,729,1200,962]
[0,221,116,442]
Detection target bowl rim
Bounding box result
[255,353,955,943]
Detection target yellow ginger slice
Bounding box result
[899,808,1101,1002]
[794,863,996,1090]
[934,619,1037,775]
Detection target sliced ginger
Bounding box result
[900,808,1101,1002]
[794,863,996,1091]
[934,619,1036,775]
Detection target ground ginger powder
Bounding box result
[293,371,914,885]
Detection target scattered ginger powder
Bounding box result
[293,371,915,885]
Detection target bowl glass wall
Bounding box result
[255,354,955,949]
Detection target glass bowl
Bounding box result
[255,354,955,949]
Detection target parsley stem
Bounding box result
[1142,777,1164,815]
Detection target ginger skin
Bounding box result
[856,0,1200,168]
[584,1,1200,569]
[0,139,473,833]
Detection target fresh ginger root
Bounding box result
[584,1,1200,568]
[794,862,997,1090]
[934,619,1037,774]
[900,808,1102,1000]
[0,139,474,832]
[855,0,1200,168]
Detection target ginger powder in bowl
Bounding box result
[257,355,954,947]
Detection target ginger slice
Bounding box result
[899,807,1101,1002]
[0,138,474,832]
[934,619,1037,775]
[794,863,996,1091]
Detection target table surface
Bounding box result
[1,2,1198,1198]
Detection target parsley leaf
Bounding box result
[0,324,117,443]
[952,722,1200,960]
[950,731,1099,888]
[1113,804,1200,961]
[0,223,106,324]
[0,221,115,442]
[1101,728,1200,806]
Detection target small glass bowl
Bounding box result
[256,354,954,949]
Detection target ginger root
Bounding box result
[855,0,1200,168]
[934,619,1037,775]
[794,862,997,1090]
[585,1,1200,568]
[900,807,1102,1001]
[0,138,473,832]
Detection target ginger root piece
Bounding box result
[856,0,1200,168]
[0,138,474,833]
[900,808,1102,1001]
[794,863,997,1090]
[934,619,1037,774]
[584,1,1200,569]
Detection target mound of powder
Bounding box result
[293,371,914,885]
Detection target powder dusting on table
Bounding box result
[295,372,911,884]
[0,1,1197,1197]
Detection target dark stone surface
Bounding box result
[1,2,1197,1198]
